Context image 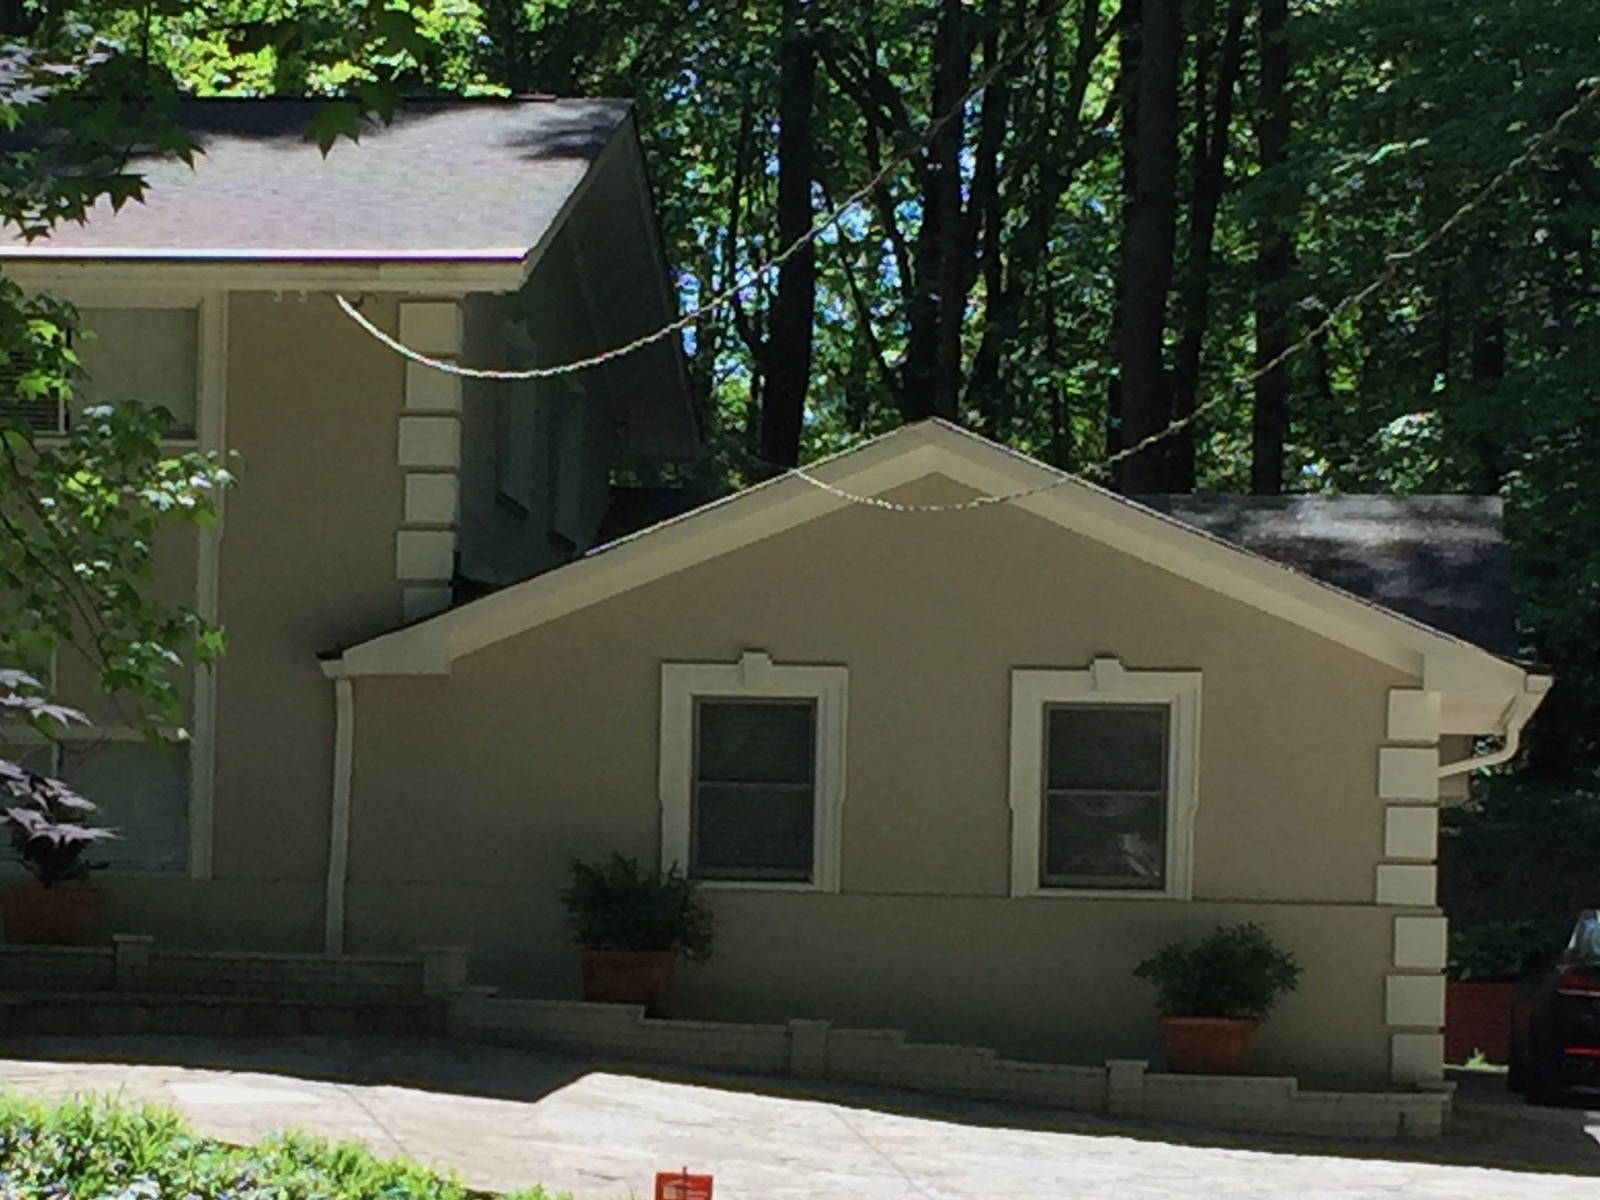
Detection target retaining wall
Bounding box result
[0,938,1450,1139]
[447,989,1451,1139]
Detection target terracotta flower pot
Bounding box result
[579,949,677,1015]
[1159,1015,1257,1074]
[0,883,105,946]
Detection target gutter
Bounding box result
[319,659,356,956]
[1437,673,1553,779]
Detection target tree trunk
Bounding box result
[1467,230,1507,493]
[1169,0,1247,492]
[1107,0,1143,460]
[901,0,972,421]
[1250,0,1292,495]
[1114,0,1183,494]
[759,0,817,470]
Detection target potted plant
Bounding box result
[560,853,714,1015]
[1134,922,1302,1074]
[1,673,116,945]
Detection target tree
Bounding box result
[1113,0,1183,494]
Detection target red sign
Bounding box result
[654,1169,713,1200]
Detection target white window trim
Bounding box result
[660,651,847,892]
[1008,659,1201,900]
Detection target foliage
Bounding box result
[1439,772,1600,932]
[1133,923,1303,1023]
[1447,917,1569,982]
[0,671,117,888]
[561,853,715,962]
[0,1092,560,1199]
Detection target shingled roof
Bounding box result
[1141,494,1519,656]
[0,97,632,260]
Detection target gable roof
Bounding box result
[0,97,631,265]
[1141,494,1517,656]
[329,420,1548,738]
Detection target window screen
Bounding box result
[75,308,200,438]
[1041,704,1168,889]
[691,698,815,882]
[58,742,189,873]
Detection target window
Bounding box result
[1,308,201,439]
[661,652,846,890]
[1,736,189,874]
[76,307,200,439]
[1009,660,1200,898]
[692,699,815,881]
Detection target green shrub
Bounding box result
[1133,922,1303,1023]
[1448,917,1570,980]
[561,853,715,962]
[0,1093,558,1199]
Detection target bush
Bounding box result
[0,1094,558,1199]
[1133,922,1303,1023]
[560,853,715,962]
[1448,917,1571,980]
[1439,772,1600,934]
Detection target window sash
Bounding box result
[1040,703,1171,891]
[75,307,200,439]
[3,740,189,874]
[690,698,817,883]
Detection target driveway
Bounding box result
[1,1035,1598,1199]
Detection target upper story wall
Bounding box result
[210,292,407,887]
[458,231,622,589]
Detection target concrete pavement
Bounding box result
[1,1035,1598,1199]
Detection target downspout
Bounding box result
[320,659,356,956]
[1437,675,1553,780]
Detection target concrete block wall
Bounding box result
[0,945,116,991]
[0,936,434,1006]
[447,993,1449,1140]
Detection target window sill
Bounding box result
[693,879,835,895]
[32,435,200,450]
[1011,885,1189,901]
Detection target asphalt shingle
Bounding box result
[0,97,631,260]
[1141,494,1518,656]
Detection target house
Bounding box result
[1,100,1549,1093]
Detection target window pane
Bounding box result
[75,308,199,436]
[695,699,814,785]
[693,783,813,881]
[59,742,189,874]
[1043,791,1166,888]
[1046,704,1167,791]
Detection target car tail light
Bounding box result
[1557,968,1600,997]
[1565,1046,1600,1057]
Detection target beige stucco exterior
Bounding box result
[339,474,1419,1087]
[45,291,411,947]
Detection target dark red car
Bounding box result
[1509,910,1600,1104]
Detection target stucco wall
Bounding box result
[344,474,1416,1086]
[66,292,409,950]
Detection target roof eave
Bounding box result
[0,253,531,295]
